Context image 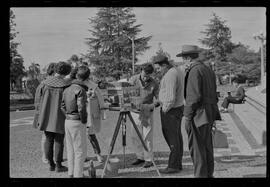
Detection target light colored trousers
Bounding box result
[65,120,87,178]
[131,112,154,162]
[41,133,46,159]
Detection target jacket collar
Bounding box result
[71,79,88,90]
[84,79,98,90]
[43,76,70,88]
[139,74,155,89]
[185,60,202,73]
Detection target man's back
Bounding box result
[62,80,88,124]
[196,64,217,103]
[184,62,219,126]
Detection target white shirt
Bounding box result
[158,67,185,112]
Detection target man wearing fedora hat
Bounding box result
[177,45,221,178]
[154,56,185,174]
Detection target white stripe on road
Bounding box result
[10,117,34,121]
[10,117,34,127]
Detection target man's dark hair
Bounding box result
[47,62,57,76]
[76,65,90,81]
[70,67,78,80]
[231,77,240,84]
[182,53,199,60]
[81,62,88,66]
[142,64,154,74]
[153,56,170,66]
[55,61,72,76]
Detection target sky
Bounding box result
[12,7,266,70]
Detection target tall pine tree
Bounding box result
[85,7,152,79]
[199,13,233,62]
[10,9,26,90]
[150,42,171,63]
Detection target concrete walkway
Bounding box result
[10,105,266,178]
[9,84,266,178]
[245,85,266,108]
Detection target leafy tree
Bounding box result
[85,7,152,79]
[150,42,171,63]
[67,54,89,68]
[24,62,41,97]
[258,44,266,73]
[228,43,261,82]
[27,62,41,79]
[199,13,233,62]
[10,9,26,90]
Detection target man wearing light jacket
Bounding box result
[154,56,185,174]
[129,64,159,168]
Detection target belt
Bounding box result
[66,114,80,120]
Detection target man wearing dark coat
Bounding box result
[177,45,221,178]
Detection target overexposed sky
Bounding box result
[12,7,266,69]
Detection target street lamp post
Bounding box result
[253,32,266,85]
[211,61,215,71]
[131,37,135,75]
[124,34,135,75]
[229,62,232,84]
[211,61,219,85]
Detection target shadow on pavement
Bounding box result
[82,151,195,178]
[214,154,264,164]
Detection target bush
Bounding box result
[235,74,247,84]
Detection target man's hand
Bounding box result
[140,103,155,112]
[101,102,110,110]
[162,106,169,113]
[87,89,95,98]
[149,103,155,111]
[183,116,192,122]
[154,100,162,108]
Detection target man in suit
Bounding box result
[176,45,221,178]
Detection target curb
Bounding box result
[10,105,35,112]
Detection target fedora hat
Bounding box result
[176,45,201,57]
[153,56,170,65]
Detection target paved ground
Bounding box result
[9,101,266,178]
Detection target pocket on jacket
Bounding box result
[193,107,209,127]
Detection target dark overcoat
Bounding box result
[33,76,70,134]
[184,61,221,127]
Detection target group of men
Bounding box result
[130,45,220,178]
[33,44,221,178]
[34,62,106,178]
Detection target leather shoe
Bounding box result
[159,167,181,174]
[131,159,145,165]
[56,165,68,172]
[143,161,153,168]
[49,165,55,171]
